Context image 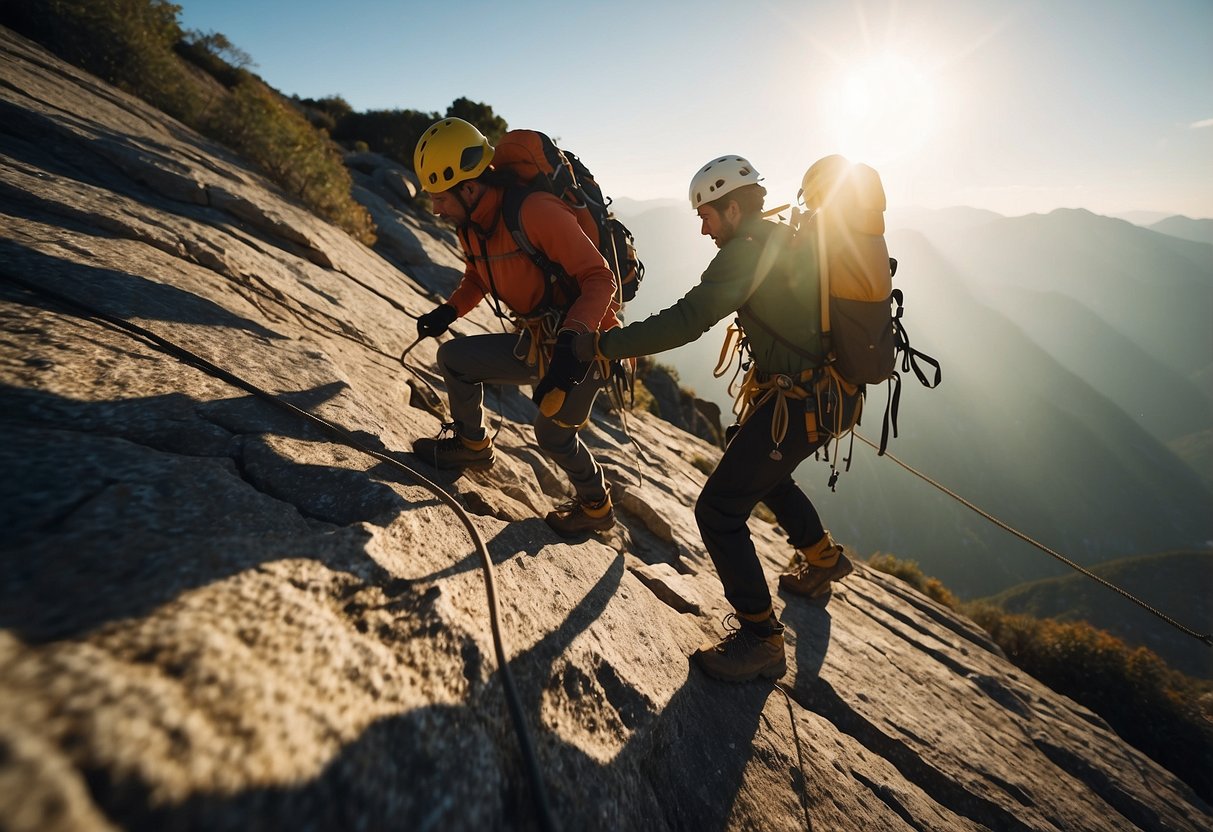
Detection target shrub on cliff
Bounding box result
[2,0,193,115]
[867,553,960,609]
[2,0,375,244]
[209,79,375,243]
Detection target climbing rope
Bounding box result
[854,431,1213,648]
[772,682,813,828]
[0,272,561,832]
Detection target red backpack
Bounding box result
[491,130,643,308]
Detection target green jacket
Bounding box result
[598,215,824,377]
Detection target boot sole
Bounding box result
[544,518,617,539]
[695,655,787,683]
[414,453,495,470]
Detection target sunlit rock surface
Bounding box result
[1,27,1209,831]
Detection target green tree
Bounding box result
[445,97,508,144]
[332,108,439,166]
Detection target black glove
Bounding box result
[571,331,598,362]
[416,303,457,338]
[532,331,589,411]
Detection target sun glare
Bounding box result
[820,52,940,165]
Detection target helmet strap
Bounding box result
[454,181,486,230]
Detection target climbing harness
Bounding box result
[713,322,861,486]
[0,272,562,832]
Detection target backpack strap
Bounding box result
[872,287,942,455]
[501,185,581,313]
[891,289,942,389]
[816,213,831,341]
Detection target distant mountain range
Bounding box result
[614,202,1213,600]
[1149,215,1213,246]
[980,550,1213,680]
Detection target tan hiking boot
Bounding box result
[780,533,854,598]
[545,494,615,538]
[692,613,787,682]
[412,422,494,469]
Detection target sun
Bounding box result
[819,51,940,165]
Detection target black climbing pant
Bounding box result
[695,394,828,616]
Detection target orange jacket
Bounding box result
[447,186,620,333]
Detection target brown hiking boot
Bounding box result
[545,494,615,538]
[780,545,854,598]
[412,422,494,469]
[692,614,787,682]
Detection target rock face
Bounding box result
[0,27,1210,832]
[635,358,724,447]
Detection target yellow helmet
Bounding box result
[413,118,494,193]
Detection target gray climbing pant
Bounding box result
[436,331,609,503]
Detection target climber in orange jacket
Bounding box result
[410,117,620,537]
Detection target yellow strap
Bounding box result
[713,322,744,379]
[734,371,810,456]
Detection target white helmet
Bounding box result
[688,155,762,210]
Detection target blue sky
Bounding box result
[178,0,1213,218]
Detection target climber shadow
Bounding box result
[500,549,799,829]
[0,242,282,340]
[56,537,795,829]
[0,380,420,644]
[117,679,778,831]
[107,543,780,829]
[404,520,556,584]
[780,592,834,687]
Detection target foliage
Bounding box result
[446,97,508,145]
[966,603,1213,803]
[330,98,507,169]
[175,33,245,88]
[4,0,375,244]
[3,0,194,116]
[630,377,659,416]
[293,95,354,133]
[332,107,440,167]
[866,553,959,609]
[185,30,253,69]
[208,79,375,243]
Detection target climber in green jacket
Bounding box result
[573,156,858,682]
